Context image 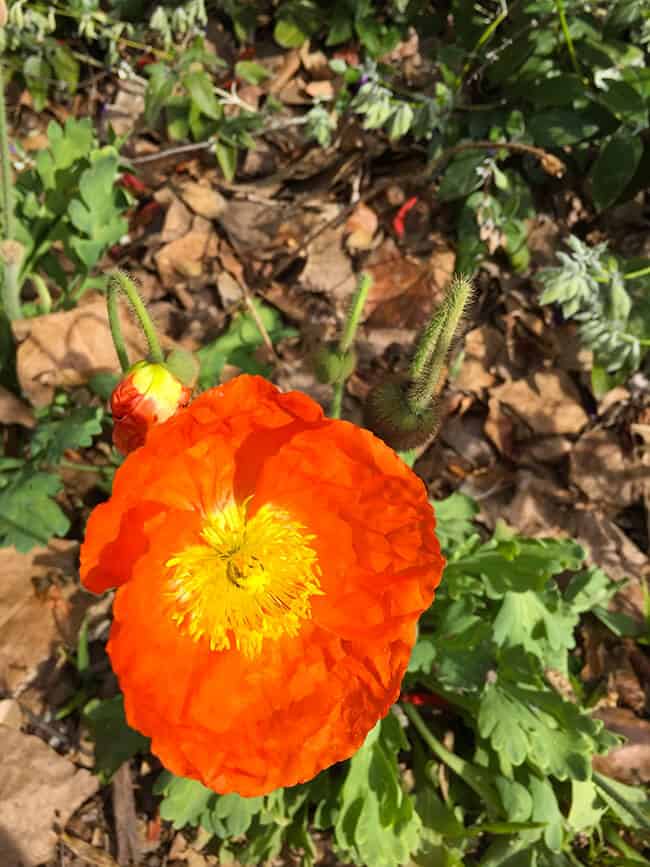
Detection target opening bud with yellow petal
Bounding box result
[111,360,192,455]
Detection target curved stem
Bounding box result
[30,273,52,314]
[107,271,165,371]
[555,0,580,75]
[107,283,131,373]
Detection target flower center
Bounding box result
[166,500,322,658]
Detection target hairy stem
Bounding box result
[107,271,164,372]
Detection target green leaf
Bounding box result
[197,302,296,389]
[84,696,149,781]
[0,469,69,551]
[335,717,421,867]
[23,56,51,111]
[155,772,215,828]
[590,133,643,211]
[567,780,607,833]
[526,74,586,107]
[437,151,486,201]
[528,109,600,147]
[274,18,309,48]
[144,63,175,126]
[49,43,80,93]
[432,492,479,553]
[183,70,222,120]
[387,103,414,140]
[31,406,104,465]
[206,793,264,837]
[235,61,271,85]
[215,140,238,182]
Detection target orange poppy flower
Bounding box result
[81,375,444,796]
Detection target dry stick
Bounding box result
[112,763,140,867]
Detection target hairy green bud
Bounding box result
[364,378,440,450]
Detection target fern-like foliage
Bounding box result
[538,235,650,376]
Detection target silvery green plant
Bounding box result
[538,235,650,380]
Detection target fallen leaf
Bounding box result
[13,297,148,407]
[300,225,356,300]
[571,428,647,509]
[345,202,379,251]
[178,181,227,220]
[217,200,285,258]
[305,80,335,100]
[60,832,120,867]
[155,224,213,286]
[0,541,91,695]
[104,75,146,137]
[365,238,455,329]
[0,385,35,427]
[453,325,504,392]
[593,707,650,785]
[0,727,99,867]
[159,196,193,243]
[487,370,588,439]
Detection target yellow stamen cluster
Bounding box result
[166,500,322,658]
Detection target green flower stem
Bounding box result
[340,272,372,353]
[408,275,473,413]
[555,0,580,76]
[107,271,164,373]
[624,264,650,281]
[0,62,13,241]
[331,272,372,420]
[30,273,52,314]
[402,702,502,814]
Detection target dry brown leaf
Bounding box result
[104,75,146,137]
[0,541,91,695]
[0,727,99,867]
[0,385,35,427]
[571,428,648,509]
[593,707,650,785]
[365,238,455,329]
[178,181,227,220]
[13,296,148,407]
[155,228,212,285]
[488,370,588,438]
[454,325,504,392]
[300,225,356,300]
[159,196,193,243]
[217,200,285,257]
[60,832,120,867]
[305,80,335,100]
[345,202,379,251]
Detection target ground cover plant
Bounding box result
[1,1,650,866]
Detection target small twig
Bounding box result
[431,139,566,178]
[112,763,140,867]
